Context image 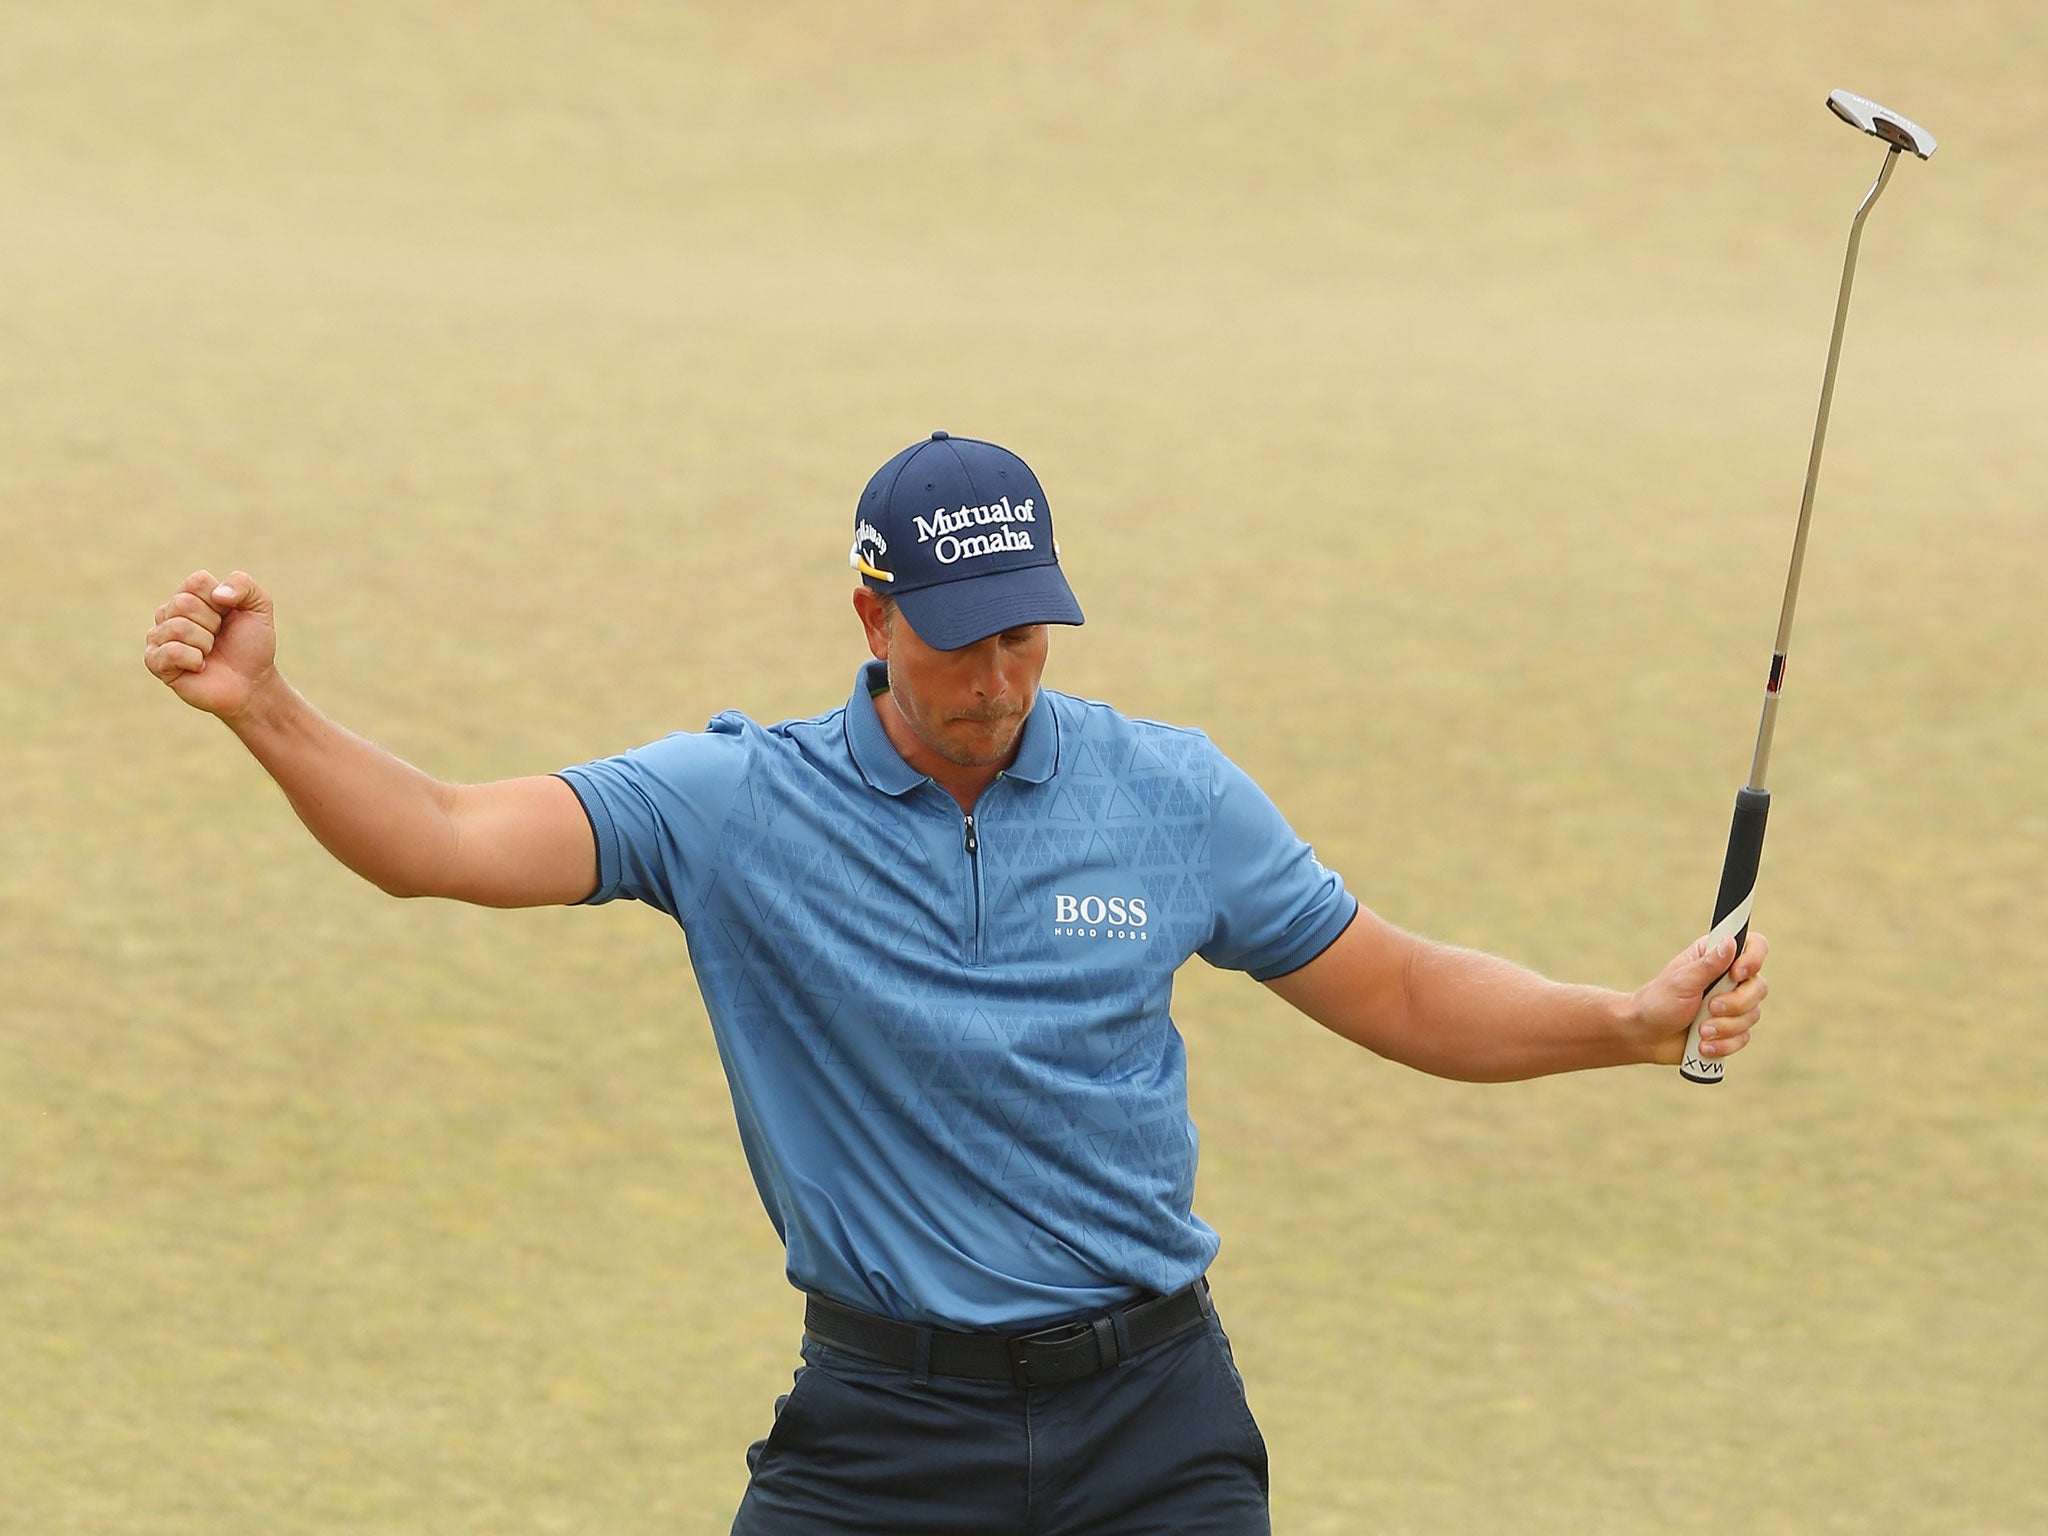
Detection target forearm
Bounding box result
[1266,911,1656,1082]
[1267,906,1761,1080]
[1391,940,1648,1082]
[225,675,464,899]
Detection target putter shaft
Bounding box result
[1747,146,1901,792]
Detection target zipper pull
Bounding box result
[963,814,978,855]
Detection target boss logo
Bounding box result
[1052,893,1149,941]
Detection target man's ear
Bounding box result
[852,586,891,661]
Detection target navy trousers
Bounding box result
[731,1311,1271,1535]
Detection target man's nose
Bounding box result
[964,640,1009,698]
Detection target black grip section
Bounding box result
[1711,786,1771,932]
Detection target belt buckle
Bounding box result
[1006,1320,1092,1388]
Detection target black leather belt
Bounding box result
[803,1276,1214,1389]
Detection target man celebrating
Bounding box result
[144,432,1767,1534]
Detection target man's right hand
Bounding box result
[143,569,278,723]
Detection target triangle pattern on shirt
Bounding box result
[1104,786,1145,821]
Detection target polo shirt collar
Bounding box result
[845,660,1060,796]
[846,662,924,796]
[1005,681,1059,784]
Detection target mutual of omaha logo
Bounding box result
[1052,892,1149,942]
[915,497,1037,566]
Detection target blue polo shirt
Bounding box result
[558,662,1356,1330]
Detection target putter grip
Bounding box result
[1679,786,1771,1084]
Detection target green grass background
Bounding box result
[4,2,2044,1531]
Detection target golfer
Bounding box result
[144,431,1767,1534]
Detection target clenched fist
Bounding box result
[143,569,279,723]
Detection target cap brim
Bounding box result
[892,563,1085,650]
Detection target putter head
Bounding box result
[1827,89,1936,159]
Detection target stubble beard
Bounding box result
[887,660,1031,769]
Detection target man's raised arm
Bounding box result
[144,570,596,908]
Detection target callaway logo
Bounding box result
[850,519,889,573]
[915,497,1037,567]
[1052,893,1149,942]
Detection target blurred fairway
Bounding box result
[4,2,2045,1531]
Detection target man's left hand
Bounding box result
[1631,931,1770,1065]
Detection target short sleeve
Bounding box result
[1196,748,1358,980]
[554,715,752,919]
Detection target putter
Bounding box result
[1679,90,1936,1084]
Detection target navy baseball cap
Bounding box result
[849,432,1085,650]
